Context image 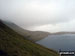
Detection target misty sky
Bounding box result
[0,0,75,33]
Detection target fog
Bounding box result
[0,0,75,33]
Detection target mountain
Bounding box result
[3,21,50,42]
[0,20,59,56]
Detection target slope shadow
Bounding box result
[0,50,8,56]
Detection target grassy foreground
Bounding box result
[0,20,59,56]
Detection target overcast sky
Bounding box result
[0,0,75,33]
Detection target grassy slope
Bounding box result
[0,21,59,56]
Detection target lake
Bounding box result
[37,34,75,51]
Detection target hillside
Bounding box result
[3,21,50,42]
[0,20,59,56]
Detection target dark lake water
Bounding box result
[37,34,75,51]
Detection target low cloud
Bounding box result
[0,0,75,32]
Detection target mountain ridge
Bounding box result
[3,20,50,42]
[0,20,59,56]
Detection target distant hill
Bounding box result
[52,32,75,35]
[3,21,50,42]
[0,20,59,56]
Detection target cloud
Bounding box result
[0,0,75,32]
[26,19,75,33]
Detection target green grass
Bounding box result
[0,20,59,56]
